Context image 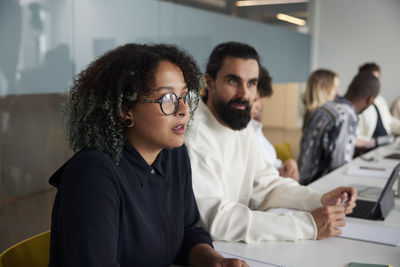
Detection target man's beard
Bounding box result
[212,96,251,130]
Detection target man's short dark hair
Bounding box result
[358,62,380,74]
[206,41,260,79]
[257,66,273,97]
[345,71,380,101]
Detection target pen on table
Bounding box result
[340,196,348,206]
[359,166,386,171]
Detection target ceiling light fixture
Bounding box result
[276,13,306,26]
[236,0,308,7]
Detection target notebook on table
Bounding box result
[347,162,400,220]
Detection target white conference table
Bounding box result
[214,141,400,267]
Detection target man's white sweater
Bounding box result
[185,101,323,243]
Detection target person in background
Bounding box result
[356,62,400,147]
[48,43,247,267]
[249,66,299,181]
[299,71,380,185]
[302,69,340,129]
[186,41,357,243]
[391,96,400,120]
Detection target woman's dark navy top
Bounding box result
[49,143,212,267]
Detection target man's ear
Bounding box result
[205,74,215,93]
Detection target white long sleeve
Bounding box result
[249,119,282,168]
[185,101,323,243]
[357,95,400,140]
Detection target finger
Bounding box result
[325,205,346,213]
[342,187,357,201]
[328,211,346,223]
[325,225,343,237]
[344,197,357,212]
[288,169,296,178]
[345,203,356,214]
[331,227,342,236]
[350,188,357,201]
[347,199,357,208]
[335,218,346,227]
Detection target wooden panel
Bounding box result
[261,82,304,129]
[262,127,302,160]
[0,94,72,201]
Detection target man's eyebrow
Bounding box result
[225,74,241,80]
[225,74,258,83]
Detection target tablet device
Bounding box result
[347,162,400,220]
[384,153,400,160]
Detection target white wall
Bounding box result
[311,0,400,103]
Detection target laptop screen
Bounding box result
[372,162,400,211]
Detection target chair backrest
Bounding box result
[0,230,50,267]
[273,142,294,163]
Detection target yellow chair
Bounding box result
[273,142,294,163]
[0,230,50,267]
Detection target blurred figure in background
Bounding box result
[302,69,340,129]
[299,72,379,185]
[356,63,400,148]
[249,66,299,181]
[391,96,400,120]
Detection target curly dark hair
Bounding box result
[65,43,202,162]
[257,66,273,97]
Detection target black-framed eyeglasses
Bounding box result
[138,91,200,115]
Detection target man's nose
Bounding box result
[237,82,251,99]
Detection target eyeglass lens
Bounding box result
[161,92,199,115]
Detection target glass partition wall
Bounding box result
[0,0,310,205]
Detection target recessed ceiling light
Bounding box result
[236,0,308,7]
[276,13,306,26]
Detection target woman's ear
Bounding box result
[120,110,134,128]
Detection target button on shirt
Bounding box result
[49,142,212,267]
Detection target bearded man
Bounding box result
[185,41,357,242]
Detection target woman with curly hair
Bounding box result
[49,43,247,267]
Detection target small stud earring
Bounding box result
[124,118,134,127]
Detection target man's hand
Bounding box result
[311,205,346,239]
[321,186,357,214]
[278,159,299,182]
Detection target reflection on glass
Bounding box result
[0,0,74,202]
[160,0,309,33]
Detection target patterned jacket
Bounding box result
[298,96,358,185]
